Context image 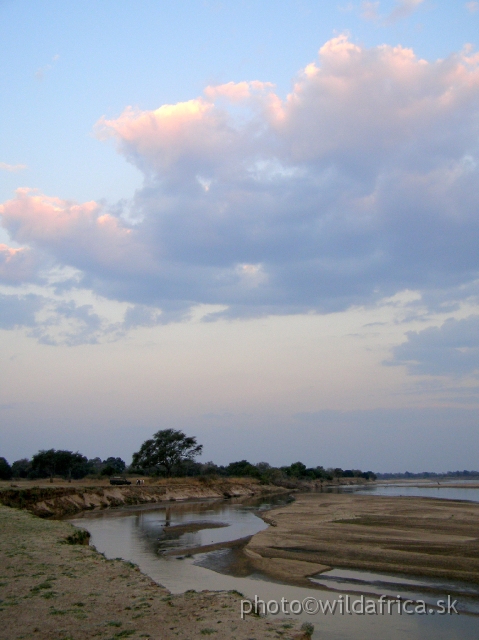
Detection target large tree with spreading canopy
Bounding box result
[131,429,203,477]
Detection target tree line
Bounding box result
[0,452,126,481]
[377,470,479,480]
[0,429,377,482]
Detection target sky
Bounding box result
[1,0,479,473]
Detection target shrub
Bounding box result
[62,529,91,545]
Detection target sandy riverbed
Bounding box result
[246,493,479,586]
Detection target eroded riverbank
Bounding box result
[0,476,372,518]
[0,477,291,518]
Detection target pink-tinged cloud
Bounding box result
[98,99,230,179]
[0,189,152,276]
[101,36,479,179]
[0,244,37,283]
[0,162,27,172]
[97,81,285,185]
[278,35,479,166]
[203,80,275,102]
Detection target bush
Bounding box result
[301,622,314,638]
[62,529,91,545]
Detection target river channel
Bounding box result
[69,486,479,639]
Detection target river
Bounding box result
[69,485,479,639]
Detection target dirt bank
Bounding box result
[0,504,308,640]
[246,493,479,586]
[0,478,289,518]
[0,476,371,518]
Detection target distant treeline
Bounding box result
[134,459,378,483]
[377,470,479,479]
[0,451,126,481]
[0,451,376,483]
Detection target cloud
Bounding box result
[0,162,27,173]
[386,0,425,23]
[0,188,151,279]
[2,37,479,332]
[361,0,425,24]
[30,300,107,346]
[122,304,163,329]
[0,290,107,345]
[388,315,479,376]
[361,1,380,22]
[466,2,479,13]
[0,294,42,330]
[35,54,60,81]
[0,244,39,284]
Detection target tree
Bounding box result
[101,457,126,476]
[11,458,31,478]
[282,461,307,478]
[225,460,259,478]
[30,449,89,480]
[0,457,12,480]
[131,429,203,477]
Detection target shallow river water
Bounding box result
[350,481,479,503]
[69,487,479,639]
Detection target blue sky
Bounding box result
[1,0,479,471]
